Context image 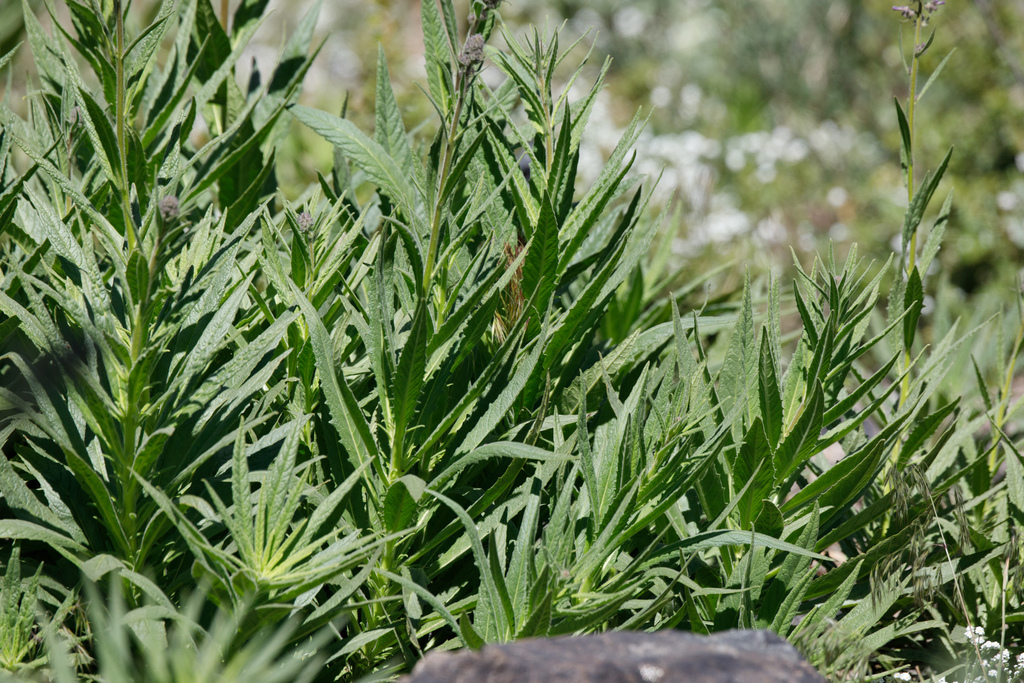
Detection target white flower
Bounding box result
[997,191,1019,212]
[827,186,848,208]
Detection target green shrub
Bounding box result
[0,1,1021,681]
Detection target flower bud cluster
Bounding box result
[297,211,315,240]
[159,195,179,221]
[459,33,486,67]
[891,1,944,20]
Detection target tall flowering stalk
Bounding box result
[889,0,949,411]
[423,0,502,293]
[892,0,945,274]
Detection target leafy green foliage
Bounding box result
[0,0,1021,681]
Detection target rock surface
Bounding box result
[399,629,826,683]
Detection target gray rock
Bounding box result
[399,629,825,683]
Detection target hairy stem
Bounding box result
[905,11,923,272]
[422,6,485,294]
[114,0,137,252]
[897,5,925,413]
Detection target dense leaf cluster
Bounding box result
[0,1,1021,681]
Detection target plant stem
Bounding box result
[423,85,464,293]
[422,8,484,293]
[905,10,923,273]
[897,4,925,413]
[113,0,137,252]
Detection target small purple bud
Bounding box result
[297,211,314,233]
[459,34,486,67]
[159,195,179,221]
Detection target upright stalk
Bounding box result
[422,4,490,293]
[905,14,923,272]
[423,77,468,293]
[887,0,946,470]
[895,1,944,409]
[113,0,138,252]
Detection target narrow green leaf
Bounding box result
[456,317,547,457]
[0,520,86,556]
[232,0,271,44]
[426,488,512,639]
[516,585,552,638]
[781,427,892,518]
[73,89,120,193]
[902,146,954,254]
[420,0,452,112]
[901,398,958,462]
[773,380,824,485]
[643,529,830,566]
[796,557,861,629]
[758,332,783,449]
[191,0,232,77]
[919,190,953,277]
[230,421,254,554]
[557,112,645,269]
[374,47,413,175]
[822,353,899,425]
[290,283,377,469]
[432,442,570,490]
[576,389,599,538]
[486,529,516,640]
[0,447,83,541]
[292,105,420,223]
[895,97,912,186]
[459,613,486,650]
[718,271,756,431]
[0,43,21,72]
[917,47,956,103]
[20,0,63,90]
[438,129,486,206]
[125,250,150,310]
[973,356,996,417]
[1002,434,1024,514]
[734,417,774,529]
[753,500,784,539]
[124,4,175,98]
[143,61,203,147]
[903,266,923,349]
[763,504,820,635]
[437,0,459,61]
[506,477,542,629]
[383,477,420,533]
[521,195,559,336]
[391,297,430,468]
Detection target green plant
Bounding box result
[0,0,380,670]
[2,0,1023,680]
[11,579,330,683]
[0,547,42,673]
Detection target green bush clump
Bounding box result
[0,1,1021,681]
